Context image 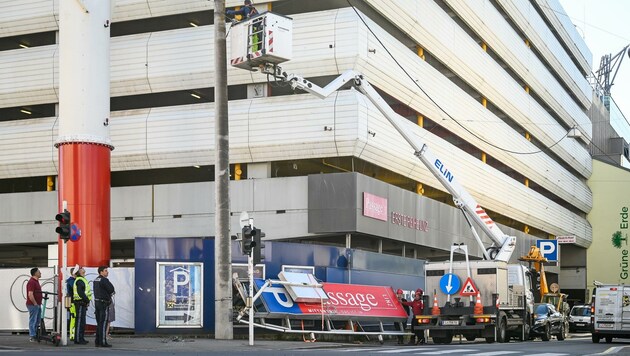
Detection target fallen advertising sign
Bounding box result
[255,279,407,319]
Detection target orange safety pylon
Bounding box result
[431,293,440,315]
[495,295,500,308]
[473,291,483,315]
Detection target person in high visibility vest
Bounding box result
[73,267,92,344]
[66,267,77,341]
[226,0,261,52]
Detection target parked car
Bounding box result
[531,303,566,341]
[569,304,592,332]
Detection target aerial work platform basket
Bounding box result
[230,12,293,70]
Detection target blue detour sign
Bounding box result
[439,273,460,295]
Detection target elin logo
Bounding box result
[612,231,628,249]
[434,159,454,183]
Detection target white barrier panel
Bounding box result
[4,267,56,331]
[2,267,134,331]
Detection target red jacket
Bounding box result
[402,298,424,316]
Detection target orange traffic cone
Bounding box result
[473,291,483,315]
[495,295,500,309]
[431,294,440,315]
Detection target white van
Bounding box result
[591,285,630,343]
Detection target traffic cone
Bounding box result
[431,293,440,315]
[474,291,483,314]
[495,295,500,309]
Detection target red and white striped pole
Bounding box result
[56,0,113,268]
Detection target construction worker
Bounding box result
[402,288,425,345]
[396,289,410,344]
[226,0,259,20]
[73,267,92,344]
[66,267,77,342]
[226,0,261,51]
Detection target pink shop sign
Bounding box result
[363,192,388,221]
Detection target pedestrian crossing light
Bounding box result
[253,228,266,265]
[55,209,71,240]
[241,225,255,255]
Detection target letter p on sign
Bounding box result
[536,240,558,262]
[173,270,190,294]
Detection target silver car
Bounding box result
[569,305,591,332]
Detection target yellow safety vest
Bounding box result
[73,276,92,301]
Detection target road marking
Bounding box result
[415,350,477,355]
[378,348,438,353]
[521,354,568,356]
[339,347,393,352]
[468,352,520,356]
[600,346,630,354]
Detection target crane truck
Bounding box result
[520,246,569,340]
[229,11,536,344]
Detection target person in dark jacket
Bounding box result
[396,289,410,344]
[93,266,115,348]
[226,0,258,20]
[402,288,425,345]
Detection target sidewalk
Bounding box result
[0,333,357,353]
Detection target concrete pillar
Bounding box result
[57,0,113,267]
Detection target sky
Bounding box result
[559,0,630,118]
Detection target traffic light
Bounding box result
[55,209,71,240]
[252,228,266,265]
[241,225,255,255]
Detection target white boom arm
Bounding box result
[280,68,516,262]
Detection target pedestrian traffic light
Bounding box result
[241,225,255,255]
[253,228,266,265]
[55,209,71,240]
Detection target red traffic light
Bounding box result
[55,211,70,224]
[55,210,71,239]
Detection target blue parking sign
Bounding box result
[536,239,558,262]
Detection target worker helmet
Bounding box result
[396,289,403,294]
[415,288,423,295]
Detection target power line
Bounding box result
[538,3,630,43]
[347,1,572,156]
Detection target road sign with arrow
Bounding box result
[440,273,460,295]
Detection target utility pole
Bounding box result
[214,0,233,339]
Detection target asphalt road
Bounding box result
[0,333,627,355]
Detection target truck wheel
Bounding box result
[606,336,613,343]
[541,324,550,341]
[518,313,531,341]
[557,323,565,341]
[497,316,508,343]
[485,337,495,343]
[432,337,443,344]
[465,335,476,341]
[592,334,600,343]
